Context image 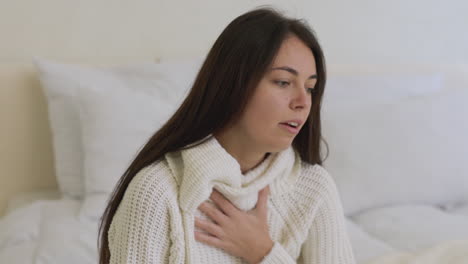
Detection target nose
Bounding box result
[290,86,311,110]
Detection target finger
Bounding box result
[194,217,224,238]
[210,189,239,216]
[198,201,229,224]
[194,231,224,248]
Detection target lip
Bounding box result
[279,123,300,134]
[280,119,303,127]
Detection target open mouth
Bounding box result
[280,121,299,128]
[279,122,300,133]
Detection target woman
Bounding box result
[98,6,356,264]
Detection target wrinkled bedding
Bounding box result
[1,198,468,264]
[364,239,468,264]
[0,199,99,264]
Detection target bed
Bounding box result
[2,1,468,262]
[1,57,468,264]
[2,187,468,264]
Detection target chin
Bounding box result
[267,139,293,153]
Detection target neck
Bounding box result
[167,134,302,212]
[213,133,268,174]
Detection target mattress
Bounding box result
[0,199,98,264]
[1,196,468,264]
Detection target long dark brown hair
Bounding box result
[98,6,328,263]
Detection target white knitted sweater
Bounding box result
[108,135,356,263]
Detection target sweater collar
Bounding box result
[165,135,302,213]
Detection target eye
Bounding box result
[274,80,290,88]
[275,80,317,94]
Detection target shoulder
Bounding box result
[290,162,341,207]
[124,159,179,206]
[297,162,347,217]
[298,162,337,192]
[108,160,180,253]
[110,160,180,231]
[300,162,338,191]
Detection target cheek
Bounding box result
[244,96,285,128]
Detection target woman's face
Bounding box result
[233,35,318,152]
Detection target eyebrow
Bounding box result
[270,66,318,79]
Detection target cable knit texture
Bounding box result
[108,135,356,263]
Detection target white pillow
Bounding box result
[76,59,202,220]
[322,72,444,110]
[323,86,468,216]
[34,58,159,198]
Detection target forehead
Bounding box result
[270,36,317,76]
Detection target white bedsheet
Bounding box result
[1,198,468,264]
[363,239,468,264]
[0,199,99,264]
[351,203,468,252]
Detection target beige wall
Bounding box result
[0,63,56,216]
[1,0,466,216]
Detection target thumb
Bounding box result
[254,186,270,217]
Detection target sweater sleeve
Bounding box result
[297,170,357,264]
[108,168,179,264]
[258,241,297,264]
